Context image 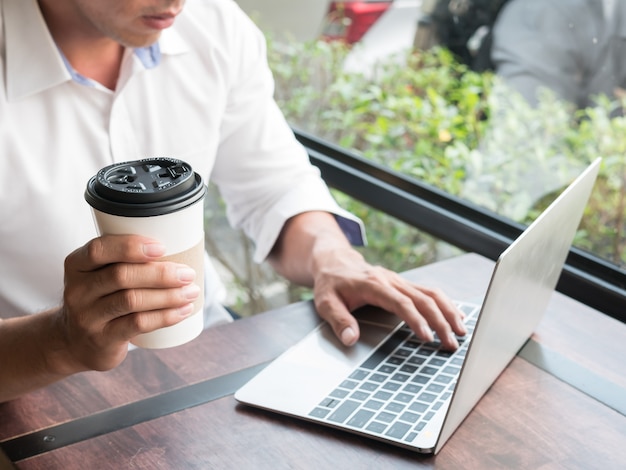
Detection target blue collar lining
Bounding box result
[59,43,162,87]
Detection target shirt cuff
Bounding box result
[252,187,366,263]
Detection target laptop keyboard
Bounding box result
[308,302,480,444]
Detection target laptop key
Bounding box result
[415,348,434,357]
[426,383,445,393]
[328,399,360,423]
[347,409,375,429]
[385,402,405,413]
[411,374,430,385]
[400,364,418,373]
[349,369,369,381]
[433,374,453,385]
[391,373,410,382]
[366,421,388,434]
[443,366,460,375]
[378,364,396,374]
[396,348,412,357]
[415,421,427,431]
[407,356,425,366]
[405,338,421,347]
[319,397,338,407]
[350,390,370,401]
[421,366,439,376]
[369,373,388,383]
[428,357,446,367]
[382,381,401,392]
[417,392,437,403]
[309,407,331,419]
[395,393,414,403]
[399,411,421,423]
[363,399,384,411]
[339,379,358,389]
[386,422,411,440]
[408,402,428,413]
[376,411,397,423]
[359,381,378,392]
[330,388,349,398]
[403,383,422,394]
[373,390,393,400]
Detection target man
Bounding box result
[491,0,626,109]
[0,0,466,402]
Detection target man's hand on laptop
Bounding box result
[268,211,467,351]
[311,247,467,350]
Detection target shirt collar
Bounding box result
[3,0,69,101]
[3,0,190,102]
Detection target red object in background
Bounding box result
[322,1,392,44]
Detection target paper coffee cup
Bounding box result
[84,158,207,349]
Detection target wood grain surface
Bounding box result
[2,254,625,469]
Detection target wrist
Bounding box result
[310,236,365,280]
[44,308,88,377]
[0,310,85,401]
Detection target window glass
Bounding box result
[236,0,626,269]
[230,0,626,310]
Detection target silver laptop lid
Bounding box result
[434,158,601,453]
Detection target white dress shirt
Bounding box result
[0,0,364,325]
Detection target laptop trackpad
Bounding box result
[286,314,398,377]
[235,317,399,415]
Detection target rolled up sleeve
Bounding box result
[209,7,365,263]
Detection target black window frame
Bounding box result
[295,128,626,324]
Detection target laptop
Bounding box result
[235,158,601,454]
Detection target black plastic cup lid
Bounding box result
[85,158,206,217]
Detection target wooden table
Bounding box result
[1,254,625,469]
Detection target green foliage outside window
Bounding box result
[267,38,626,269]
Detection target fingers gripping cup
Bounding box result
[85,158,207,349]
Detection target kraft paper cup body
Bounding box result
[91,201,205,348]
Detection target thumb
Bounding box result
[314,295,361,346]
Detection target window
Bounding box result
[227,0,626,322]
